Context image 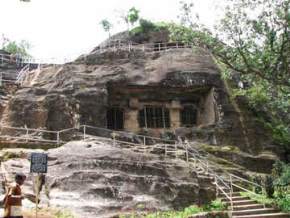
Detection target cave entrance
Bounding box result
[180,105,198,127]
[107,107,124,130]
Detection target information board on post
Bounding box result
[30,153,48,174]
[30,152,48,218]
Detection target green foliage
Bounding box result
[127,7,139,27]
[54,210,75,218]
[139,19,156,33]
[119,205,203,218]
[119,199,227,217]
[99,19,113,37]
[265,122,290,147]
[265,175,275,198]
[2,40,31,58]
[276,194,290,212]
[272,161,290,211]
[130,20,168,36]
[240,192,274,205]
[245,161,290,212]
[119,205,200,218]
[232,79,290,148]
[253,176,263,194]
[176,0,290,150]
[272,161,284,178]
[203,199,227,211]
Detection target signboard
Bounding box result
[30,153,48,174]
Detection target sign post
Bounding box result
[30,153,48,218]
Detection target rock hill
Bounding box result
[0,30,280,157]
[0,140,215,218]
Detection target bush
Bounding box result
[253,176,263,194]
[246,161,290,212]
[276,194,290,212]
[203,199,227,211]
[139,19,156,33]
[272,161,284,178]
[264,175,274,198]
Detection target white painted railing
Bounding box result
[96,41,210,54]
[1,123,269,214]
[1,123,266,212]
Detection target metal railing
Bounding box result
[96,41,210,54]
[0,123,265,212]
[184,141,271,211]
[0,53,74,66]
[0,64,32,87]
[229,173,266,207]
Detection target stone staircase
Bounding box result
[219,190,290,218]
[86,137,290,218]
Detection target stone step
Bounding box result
[232,212,290,218]
[222,196,250,202]
[219,191,241,198]
[232,208,279,216]
[233,204,265,211]
[233,200,258,206]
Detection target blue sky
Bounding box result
[0,0,224,62]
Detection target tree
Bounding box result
[179,0,290,87]
[2,39,31,58]
[176,0,290,148]
[100,19,113,38]
[127,7,139,29]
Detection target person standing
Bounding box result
[3,173,26,218]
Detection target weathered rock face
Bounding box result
[0,31,277,154]
[0,140,215,218]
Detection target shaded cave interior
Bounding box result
[106,83,219,136]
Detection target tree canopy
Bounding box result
[100,19,113,37]
[175,0,290,147]
[2,39,31,58]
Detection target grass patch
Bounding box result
[54,209,75,218]
[120,199,227,218]
[23,207,75,218]
[240,192,290,212]
[240,192,274,206]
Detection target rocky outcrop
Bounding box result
[0,140,216,218]
[0,31,280,156]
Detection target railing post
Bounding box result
[185,143,189,162]
[0,72,2,87]
[175,141,178,159]
[192,153,197,169]
[25,127,29,142]
[206,161,209,174]
[158,43,161,52]
[56,131,60,145]
[165,143,167,157]
[143,136,147,153]
[230,174,233,210]
[112,131,116,146]
[215,176,219,197]
[83,125,86,141]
